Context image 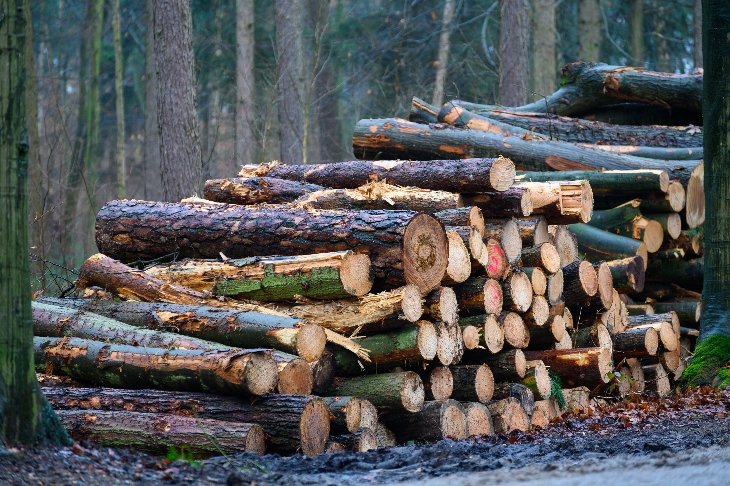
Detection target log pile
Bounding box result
[36,61,699,458]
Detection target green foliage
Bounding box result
[549,370,565,410]
[679,334,730,388]
[166,446,202,468]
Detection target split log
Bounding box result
[502,271,534,313]
[516,181,593,224]
[652,300,701,327]
[459,315,504,354]
[435,206,486,235]
[604,256,645,292]
[488,397,530,433]
[94,200,449,294]
[524,347,613,387]
[547,269,564,305]
[443,229,472,284]
[36,298,327,362]
[423,366,453,401]
[531,399,559,428]
[569,224,649,269]
[501,311,530,349]
[612,326,659,358]
[322,396,378,435]
[642,364,671,397]
[524,267,547,296]
[35,336,278,396]
[42,387,330,454]
[463,402,494,437]
[561,260,598,306]
[522,360,551,400]
[240,158,516,193]
[57,410,266,456]
[461,188,533,218]
[327,371,425,413]
[145,251,373,300]
[492,383,535,417]
[328,428,378,453]
[203,177,324,204]
[381,400,467,442]
[449,364,494,403]
[550,225,578,267]
[645,257,703,292]
[520,243,562,273]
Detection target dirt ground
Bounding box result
[2,388,729,485]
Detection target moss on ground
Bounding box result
[679,334,730,388]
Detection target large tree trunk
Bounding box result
[499,0,530,106]
[275,0,306,163]
[235,0,256,168]
[154,0,202,201]
[94,200,449,293]
[530,0,556,97]
[240,158,515,193]
[432,0,456,106]
[143,0,161,200]
[578,0,601,62]
[0,0,69,447]
[630,0,644,64]
[694,0,703,69]
[112,0,126,197]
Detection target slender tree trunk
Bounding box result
[654,1,670,72]
[499,0,530,106]
[154,0,202,201]
[143,0,161,200]
[578,0,601,62]
[630,0,644,65]
[0,0,69,446]
[432,0,457,107]
[275,0,306,163]
[694,0,703,69]
[235,0,256,168]
[530,0,556,97]
[112,0,126,198]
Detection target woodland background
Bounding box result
[28,0,703,293]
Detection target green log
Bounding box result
[569,223,648,266]
[328,371,424,412]
[517,169,669,199]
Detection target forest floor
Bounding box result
[1,387,729,485]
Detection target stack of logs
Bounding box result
[35,148,689,457]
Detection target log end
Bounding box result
[686,161,704,228]
[549,314,566,343]
[579,180,594,223]
[667,180,688,213]
[666,213,682,240]
[437,287,460,325]
[483,278,504,315]
[462,325,481,350]
[531,360,552,400]
[540,242,563,274]
[440,400,468,440]
[277,357,314,395]
[436,322,457,366]
[596,262,614,309]
[345,398,379,433]
[245,424,267,455]
[503,312,529,350]
[464,402,494,437]
[245,352,280,396]
[429,366,454,401]
[300,398,332,456]
[486,238,510,279]
[402,214,449,295]
[484,314,505,354]
[598,347,614,384]
[528,267,547,296]
[475,363,495,403]
[445,230,472,284]
[296,324,328,363]
[490,156,517,192]
[529,295,550,327]
[547,269,564,305]
[508,271,534,312]
[341,253,375,297]
[501,220,523,264]
[488,397,530,434]
[400,371,426,413]
[643,219,665,253]
[402,284,424,322]
[417,320,439,361]
[645,327,660,356]
[578,260,599,298]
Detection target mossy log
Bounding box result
[327,371,425,413]
[203,177,324,204]
[381,400,467,442]
[34,336,278,396]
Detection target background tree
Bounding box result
[499,0,530,106]
[531,0,556,97]
[112,0,126,198]
[693,0,702,68]
[143,0,161,201]
[579,0,601,61]
[432,0,457,107]
[235,0,256,168]
[154,0,202,201]
[630,0,644,65]
[681,0,730,387]
[0,0,69,447]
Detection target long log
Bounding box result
[94,200,449,294]
[203,177,324,204]
[43,386,330,455]
[327,371,425,413]
[652,300,701,327]
[569,224,649,269]
[34,336,279,396]
[516,169,669,199]
[351,118,699,182]
[37,297,337,364]
[57,410,265,456]
[145,251,373,300]
[524,347,613,387]
[239,158,516,193]
[435,207,486,235]
[381,400,467,442]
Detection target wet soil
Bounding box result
[2,388,729,485]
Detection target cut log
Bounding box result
[593,262,615,310]
[554,331,573,350]
[520,243,562,273]
[459,314,504,354]
[455,277,503,315]
[612,326,659,358]
[463,402,494,437]
[531,399,558,428]
[509,216,550,247]
[685,161,704,228]
[522,360,552,400]
[589,201,664,253]
[645,257,703,293]
[35,336,279,397]
[524,347,613,387]
[605,256,645,293]
[626,313,679,351]
[573,323,612,350]
[328,428,378,453]
[625,303,655,315]
[447,225,485,267]
[374,423,397,448]
[550,225,578,267]
[443,230,472,284]
[450,364,494,403]
[461,188,533,218]
[523,295,550,327]
[625,358,646,393]
[652,300,701,327]
[36,298,328,363]
[562,387,591,414]
[547,269,564,305]
[203,176,324,204]
[94,201,449,294]
[488,398,530,433]
[381,400,467,442]
[502,271,534,313]
[516,180,593,224]
[435,206,486,235]
[562,306,574,330]
[569,224,649,270]
[57,410,265,456]
[461,324,482,351]
[561,260,599,306]
[517,169,670,196]
[649,213,682,240]
[42,387,330,454]
[273,352,314,394]
[322,396,379,435]
[482,349,526,381]
[423,287,459,325]
[145,251,373,301]
[328,371,424,413]
[492,383,535,417]
[485,238,511,278]
[642,364,671,397]
[528,315,566,349]
[524,267,547,296]
[292,181,464,213]
[241,157,516,193]
[483,219,523,264]
[424,366,453,401]
[502,311,530,349]
[435,321,458,366]
[637,181,686,213]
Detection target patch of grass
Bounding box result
[166,446,202,468]
[679,334,730,388]
[549,370,565,410]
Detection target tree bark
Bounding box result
[0,0,69,446]
[235,0,256,168]
[94,200,448,293]
[499,0,530,106]
[630,0,644,64]
[204,177,324,205]
[240,158,515,193]
[432,0,456,106]
[569,224,649,269]
[154,0,202,201]
[579,0,601,61]
[381,400,467,442]
[524,347,613,387]
[143,0,161,200]
[531,0,556,97]
[112,0,126,197]
[35,336,279,397]
[327,371,425,413]
[275,0,305,163]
